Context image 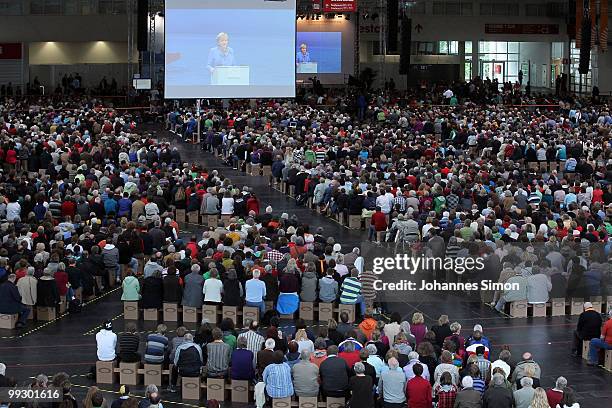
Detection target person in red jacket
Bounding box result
[369,206,387,243]
[54,263,70,299]
[246,194,260,215]
[338,339,361,369]
[61,198,77,218]
[406,363,432,408]
[5,146,17,170]
[185,235,199,259]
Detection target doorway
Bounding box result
[480,60,505,85]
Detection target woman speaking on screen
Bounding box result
[206,32,235,75]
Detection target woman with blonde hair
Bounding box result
[410,312,427,345]
[529,387,551,408]
[294,328,314,354]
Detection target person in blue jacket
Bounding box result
[0,274,30,327]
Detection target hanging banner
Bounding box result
[484,24,559,35]
[0,43,22,59]
[576,0,583,48]
[590,0,597,48]
[323,0,356,13]
[601,0,608,52]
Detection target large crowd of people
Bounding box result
[0,79,611,408]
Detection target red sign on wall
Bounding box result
[0,43,22,59]
[323,0,356,13]
[485,24,559,35]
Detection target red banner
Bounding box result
[323,0,355,13]
[0,43,22,59]
[485,24,559,35]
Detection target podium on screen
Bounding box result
[297,62,318,74]
[212,66,250,85]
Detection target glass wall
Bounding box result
[569,41,594,94]
[479,41,520,83]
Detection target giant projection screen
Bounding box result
[164,0,296,99]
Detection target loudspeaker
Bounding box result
[387,0,398,52]
[579,13,592,74]
[399,17,412,75]
[137,0,148,51]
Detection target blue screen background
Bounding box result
[165,8,295,87]
[296,32,342,73]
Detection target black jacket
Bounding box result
[577,309,603,339]
[37,278,60,307]
[0,281,22,313]
[319,355,350,392]
[177,344,203,377]
[482,385,514,408]
[163,275,182,302]
[222,279,243,306]
[141,277,164,309]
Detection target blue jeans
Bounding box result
[589,338,612,364]
[246,300,266,316]
[16,304,30,325]
[341,295,366,316]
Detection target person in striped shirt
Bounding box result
[237,319,265,367]
[144,324,169,364]
[263,350,294,398]
[340,268,366,316]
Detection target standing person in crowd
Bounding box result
[405,363,432,408]
[556,387,580,408]
[514,377,536,408]
[245,269,267,315]
[16,267,37,314]
[433,371,458,408]
[377,357,406,408]
[182,264,204,309]
[546,377,567,408]
[0,274,29,327]
[454,376,482,408]
[319,345,350,397]
[483,373,514,408]
[349,362,374,408]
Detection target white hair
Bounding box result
[520,377,533,387]
[555,376,567,389]
[265,338,276,350]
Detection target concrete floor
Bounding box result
[1,136,610,407]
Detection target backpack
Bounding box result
[175,187,186,201]
[207,400,219,408]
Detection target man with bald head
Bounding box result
[511,352,541,385]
